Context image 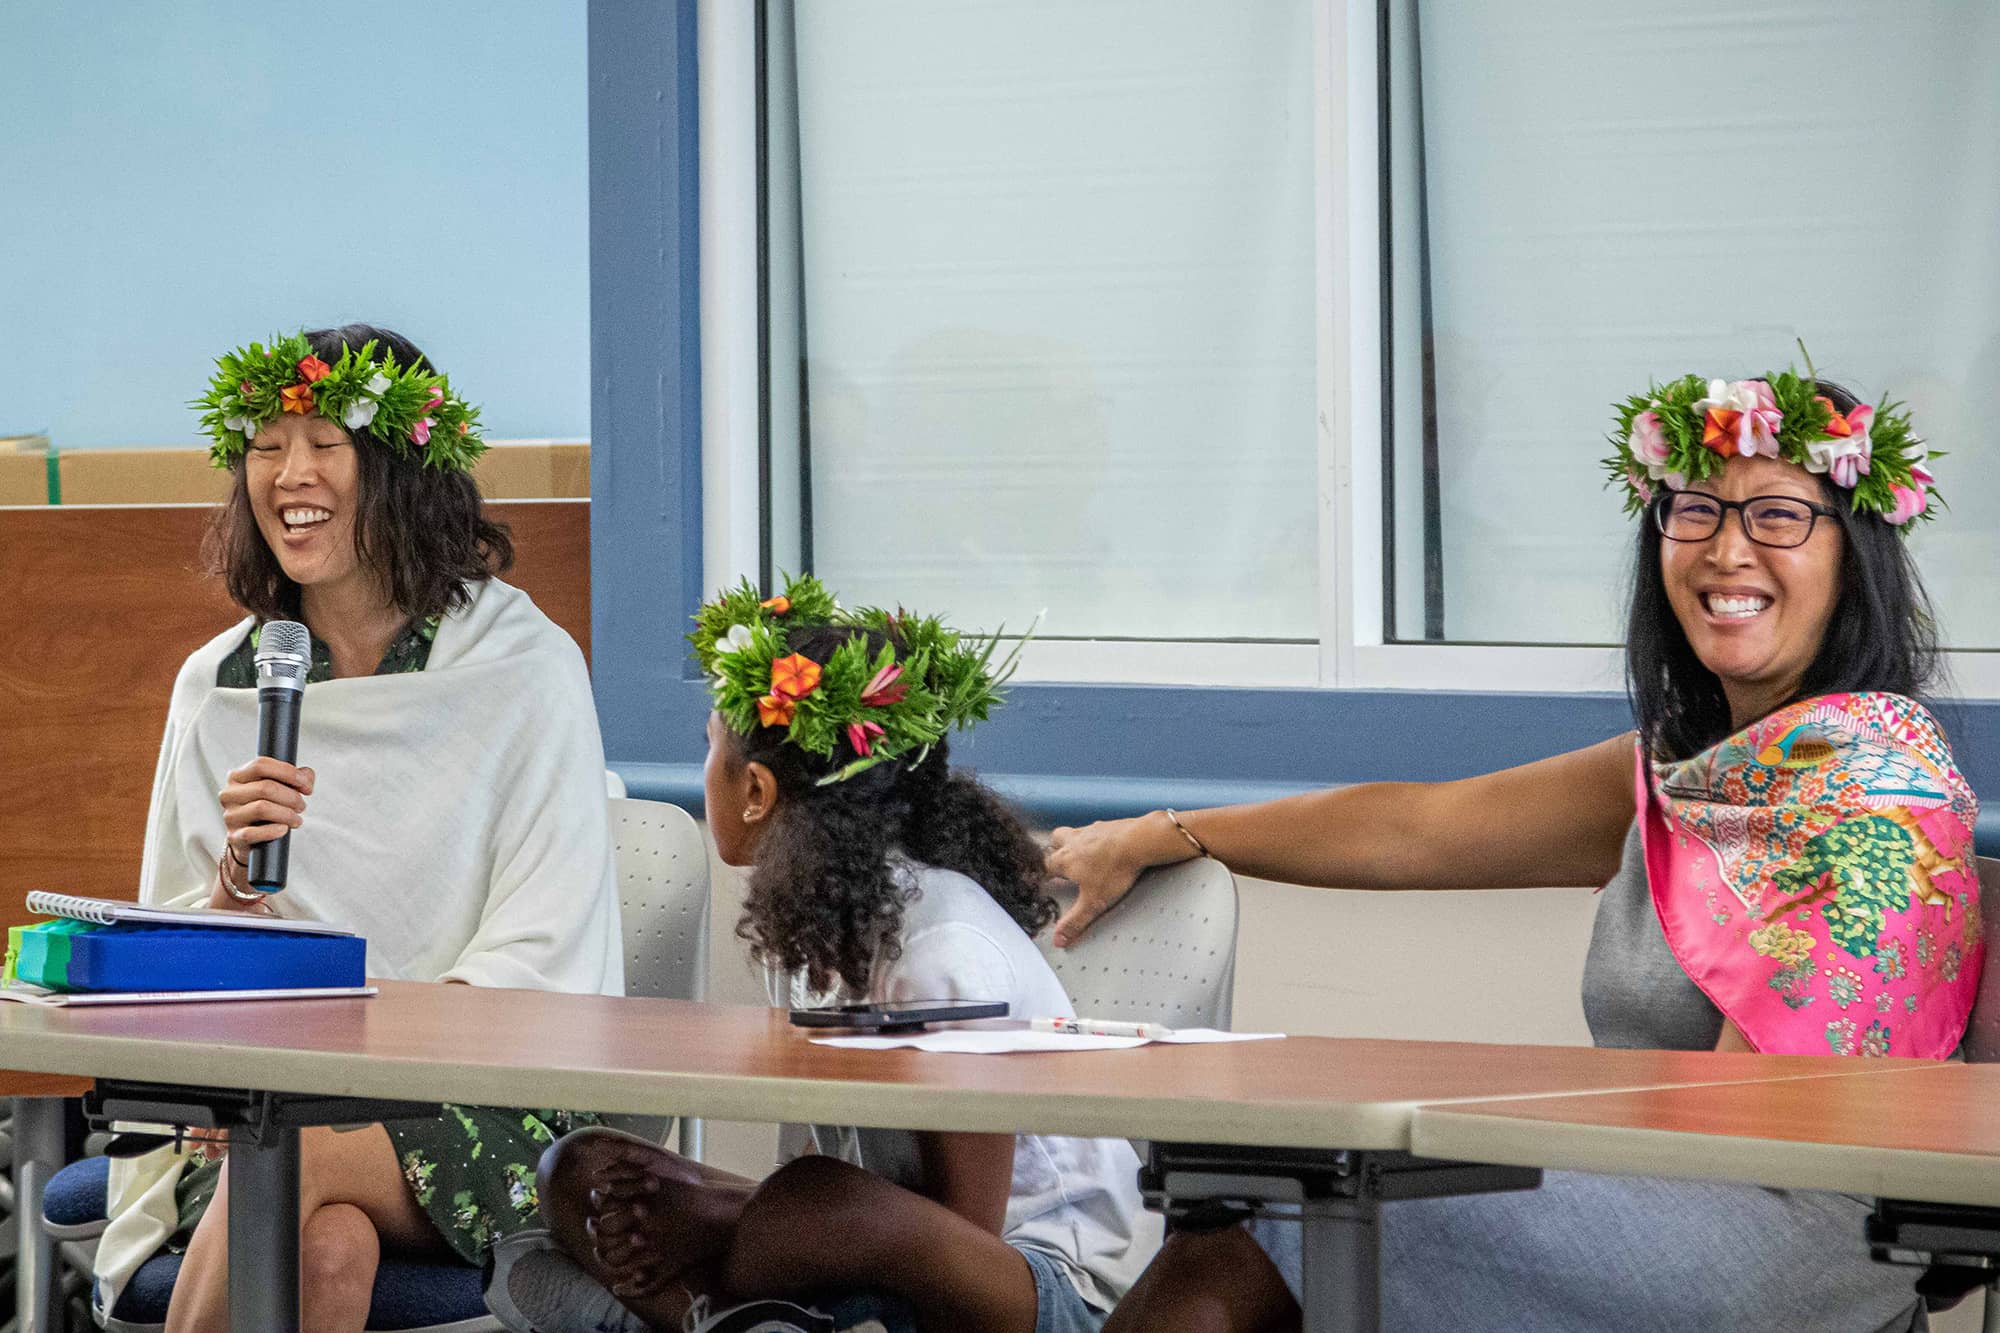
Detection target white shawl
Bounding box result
[138,577,622,992]
[98,579,622,1316]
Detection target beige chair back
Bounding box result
[1964,856,2000,1064]
[1036,857,1239,1030]
[608,797,711,1154]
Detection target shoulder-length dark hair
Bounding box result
[206,324,513,622]
[731,623,1056,995]
[1626,378,1939,761]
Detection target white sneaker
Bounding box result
[485,1229,652,1333]
[682,1295,840,1333]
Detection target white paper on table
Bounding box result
[1153,1029,1285,1044]
[809,1028,1285,1053]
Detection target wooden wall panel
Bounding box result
[0,500,588,929]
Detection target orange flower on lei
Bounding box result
[757,693,795,728]
[761,595,791,614]
[280,383,315,415]
[297,355,332,383]
[768,653,822,700]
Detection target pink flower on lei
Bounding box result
[1695,379,1784,458]
[1628,409,1670,469]
[1885,484,1928,526]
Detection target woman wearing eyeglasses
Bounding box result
[1052,367,1976,1332]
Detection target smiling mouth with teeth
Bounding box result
[282,508,332,529]
[1704,593,1772,620]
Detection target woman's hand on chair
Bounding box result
[1046,813,1186,948]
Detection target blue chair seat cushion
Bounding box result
[108,1251,496,1333]
[45,1155,496,1333]
[43,1153,111,1240]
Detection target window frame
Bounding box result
[588,0,2000,829]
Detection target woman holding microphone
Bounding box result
[98,324,623,1333]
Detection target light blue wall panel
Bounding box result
[0,3,589,447]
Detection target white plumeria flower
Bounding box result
[1803,434,1867,478]
[225,414,256,440]
[714,624,755,656]
[341,373,394,431]
[1693,379,1746,416]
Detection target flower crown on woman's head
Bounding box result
[1604,352,1939,528]
[690,573,1027,785]
[196,331,487,473]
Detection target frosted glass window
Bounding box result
[782,0,1318,641]
[1387,2,2000,647]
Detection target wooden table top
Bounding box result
[1410,1061,2000,1205]
[0,980,1941,1151]
[0,1070,91,1098]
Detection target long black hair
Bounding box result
[207,323,513,621]
[730,624,1055,995]
[1625,379,1939,760]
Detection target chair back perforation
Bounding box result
[609,798,710,1004]
[1034,858,1239,1028]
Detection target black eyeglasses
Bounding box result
[1651,492,1840,549]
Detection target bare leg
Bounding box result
[1101,1226,1300,1333]
[720,1154,1038,1333]
[164,1124,450,1333]
[543,1132,1039,1333]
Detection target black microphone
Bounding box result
[247,620,311,892]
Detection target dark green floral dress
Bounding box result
[175,616,598,1262]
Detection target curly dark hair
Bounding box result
[731,624,1055,995]
[205,323,514,622]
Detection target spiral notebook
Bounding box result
[0,982,376,1007]
[23,892,355,938]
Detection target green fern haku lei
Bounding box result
[690,573,1026,785]
[1602,352,1939,529]
[196,331,487,473]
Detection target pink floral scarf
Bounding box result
[1640,692,1982,1058]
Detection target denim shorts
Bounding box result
[808,1247,1102,1333]
[1020,1247,1106,1333]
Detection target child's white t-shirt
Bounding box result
[767,857,1164,1312]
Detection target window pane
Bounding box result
[1388,2,2000,647]
[786,0,1317,640]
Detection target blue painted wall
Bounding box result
[587,0,706,773]
[0,3,589,448]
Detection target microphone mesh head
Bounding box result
[254,620,312,685]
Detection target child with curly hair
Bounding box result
[487,580,1160,1333]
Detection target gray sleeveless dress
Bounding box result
[1251,823,1929,1332]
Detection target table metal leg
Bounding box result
[1300,1196,1381,1333]
[228,1123,301,1333]
[12,1095,69,1333]
[1141,1145,1536,1333]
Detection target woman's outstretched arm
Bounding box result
[1049,732,1637,946]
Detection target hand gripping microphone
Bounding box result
[248,620,311,891]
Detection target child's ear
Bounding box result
[742,761,781,827]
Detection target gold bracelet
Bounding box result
[1162,809,1210,859]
